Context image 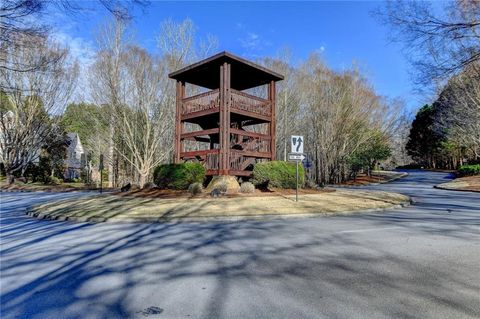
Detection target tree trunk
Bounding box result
[108,120,115,188]
[6,173,14,184]
[139,172,147,189]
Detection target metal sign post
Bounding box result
[296,160,299,202]
[289,135,305,202]
[99,154,104,194]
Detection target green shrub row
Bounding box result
[153,162,205,190]
[458,164,480,177]
[252,161,304,189]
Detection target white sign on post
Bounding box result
[291,135,304,154]
[288,154,305,161]
[289,135,305,202]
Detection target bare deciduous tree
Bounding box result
[262,48,302,161]
[298,54,395,184]
[89,18,218,187]
[115,46,172,187]
[0,35,77,183]
[0,0,147,83]
[436,64,480,160]
[90,18,130,187]
[378,0,480,86]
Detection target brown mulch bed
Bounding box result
[115,186,335,199]
[338,172,405,186]
[339,175,388,186]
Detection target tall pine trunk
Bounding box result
[108,118,115,188]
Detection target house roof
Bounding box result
[168,51,284,90]
[67,133,84,153]
[67,132,78,141]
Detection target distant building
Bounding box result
[0,111,14,163]
[64,133,84,179]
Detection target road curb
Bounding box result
[433,185,480,193]
[25,199,412,224]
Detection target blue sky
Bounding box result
[50,1,426,111]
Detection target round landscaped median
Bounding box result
[26,189,411,223]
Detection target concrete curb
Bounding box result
[433,185,480,193]
[25,198,412,224]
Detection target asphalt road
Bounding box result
[1,170,479,319]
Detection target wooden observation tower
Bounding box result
[169,51,283,177]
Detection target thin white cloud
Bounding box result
[51,31,96,103]
[314,46,326,55]
[52,32,96,66]
[239,32,262,50]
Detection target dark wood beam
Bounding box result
[228,170,253,176]
[181,149,220,158]
[181,107,219,121]
[269,80,276,160]
[181,128,219,139]
[230,128,271,140]
[230,108,271,122]
[230,150,271,158]
[206,169,220,176]
[182,136,211,143]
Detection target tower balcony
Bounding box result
[181,89,271,121]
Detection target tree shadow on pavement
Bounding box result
[1,184,479,319]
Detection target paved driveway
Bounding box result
[1,171,479,319]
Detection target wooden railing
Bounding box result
[243,137,270,153]
[230,134,270,153]
[181,89,271,118]
[182,89,219,115]
[229,151,257,171]
[230,89,271,117]
[229,152,244,171]
[205,153,219,170]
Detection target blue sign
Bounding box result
[302,157,312,169]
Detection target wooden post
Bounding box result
[269,80,276,161]
[174,80,184,163]
[226,63,231,174]
[219,64,226,174]
[218,62,231,174]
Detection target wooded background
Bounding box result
[1,0,478,187]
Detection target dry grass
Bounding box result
[117,186,334,199]
[435,176,480,192]
[30,189,410,222]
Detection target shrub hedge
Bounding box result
[153,162,205,190]
[458,164,480,177]
[252,161,304,189]
[188,182,203,195]
[239,181,255,193]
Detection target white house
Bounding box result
[65,133,85,179]
[0,110,14,163]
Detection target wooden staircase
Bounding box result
[183,126,266,176]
